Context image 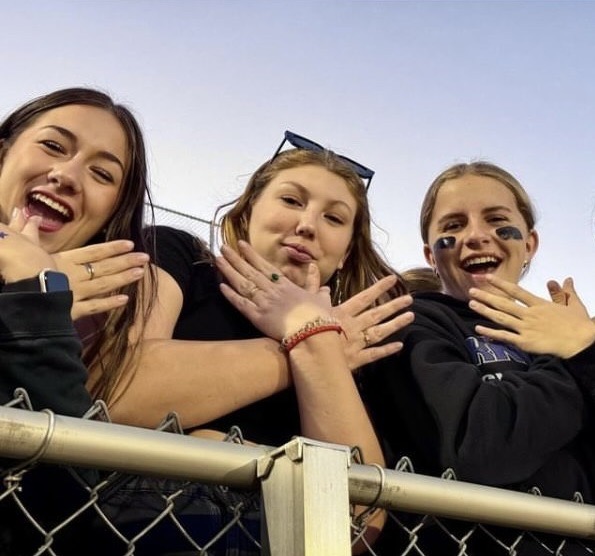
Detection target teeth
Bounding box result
[463,256,499,268]
[30,193,72,218]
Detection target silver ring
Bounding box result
[84,262,95,281]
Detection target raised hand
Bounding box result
[216,240,331,340]
[53,240,149,320]
[0,212,56,283]
[469,274,595,359]
[331,277,414,370]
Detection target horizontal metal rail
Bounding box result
[1,406,594,540]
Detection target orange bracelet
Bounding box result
[281,317,344,352]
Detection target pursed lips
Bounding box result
[281,242,317,263]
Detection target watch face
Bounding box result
[41,270,70,293]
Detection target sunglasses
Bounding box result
[271,130,375,191]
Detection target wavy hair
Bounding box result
[216,148,406,304]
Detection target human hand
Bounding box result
[0,211,56,283]
[216,240,333,341]
[331,276,414,370]
[53,240,150,320]
[469,274,595,359]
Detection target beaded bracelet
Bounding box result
[281,316,344,352]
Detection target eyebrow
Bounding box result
[42,125,126,173]
[281,180,355,215]
[436,205,513,225]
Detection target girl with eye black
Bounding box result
[361,161,595,555]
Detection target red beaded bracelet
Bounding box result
[281,317,344,352]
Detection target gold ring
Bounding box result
[362,329,371,348]
[246,284,259,299]
[84,262,95,281]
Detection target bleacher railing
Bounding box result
[2,399,595,555]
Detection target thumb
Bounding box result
[303,263,321,293]
[547,279,568,305]
[8,207,26,232]
[20,215,42,245]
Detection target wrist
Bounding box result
[281,316,344,352]
[1,269,70,294]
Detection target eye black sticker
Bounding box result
[496,226,523,240]
[434,236,456,250]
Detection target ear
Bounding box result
[423,243,436,269]
[525,229,539,262]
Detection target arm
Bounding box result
[217,241,386,548]
[0,218,92,416]
[107,228,413,430]
[378,296,586,486]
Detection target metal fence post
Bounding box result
[257,437,352,556]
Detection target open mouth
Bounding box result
[26,192,74,231]
[461,255,501,274]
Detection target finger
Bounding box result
[547,280,567,305]
[8,207,27,232]
[72,294,130,321]
[468,287,526,317]
[483,274,541,306]
[216,254,259,297]
[219,282,258,317]
[73,267,146,300]
[19,215,42,244]
[352,341,403,368]
[468,299,521,331]
[474,323,518,344]
[366,311,415,344]
[303,263,321,294]
[355,294,413,330]
[338,275,399,316]
[81,252,150,279]
[57,240,136,265]
[236,240,286,288]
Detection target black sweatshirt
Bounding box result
[361,292,595,502]
[0,290,92,416]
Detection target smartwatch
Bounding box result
[2,269,70,293]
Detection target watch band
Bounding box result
[2,269,70,294]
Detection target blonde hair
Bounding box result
[420,161,537,243]
[217,148,406,304]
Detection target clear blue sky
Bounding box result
[3,0,594,310]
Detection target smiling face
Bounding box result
[0,104,128,253]
[247,164,357,287]
[423,174,538,301]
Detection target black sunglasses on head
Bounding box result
[271,130,374,191]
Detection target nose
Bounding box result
[463,219,492,248]
[48,160,82,195]
[295,210,316,239]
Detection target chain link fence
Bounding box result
[2,390,595,556]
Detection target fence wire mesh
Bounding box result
[2,391,595,556]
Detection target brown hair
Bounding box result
[0,87,157,403]
[217,148,406,304]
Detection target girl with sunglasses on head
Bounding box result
[99,132,414,554]
[361,161,595,555]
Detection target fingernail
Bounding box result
[11,207,19,220]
